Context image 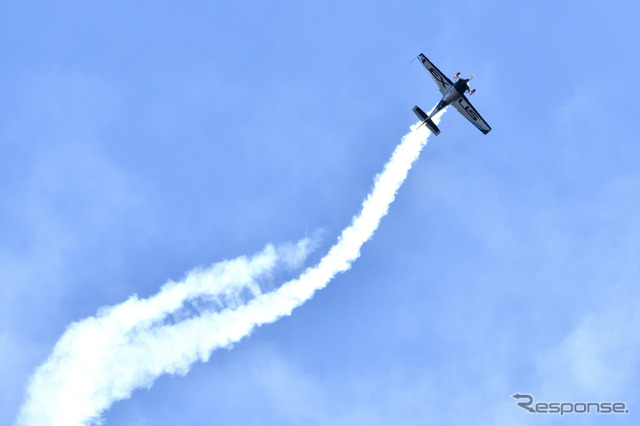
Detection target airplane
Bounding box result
[412,53,491,135]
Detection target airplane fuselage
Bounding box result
[430,78,470,119]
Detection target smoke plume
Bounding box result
[16,111,445,425]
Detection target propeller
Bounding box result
[453,72,460,80]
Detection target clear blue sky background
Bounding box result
[2,1,640,424]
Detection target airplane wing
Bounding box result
[418,54,454,96]
[453,95,492,134]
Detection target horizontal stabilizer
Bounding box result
[424,119,440,135]
[412,105,440,135]
[412,105,428,121]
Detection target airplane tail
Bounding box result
[412,105,441,136]
[424,119,441,136]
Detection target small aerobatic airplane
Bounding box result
[413,53,491,135]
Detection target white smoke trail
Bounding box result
[15,240,316,426]
[16,110,445,426]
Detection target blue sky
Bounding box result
[2,1,640,424]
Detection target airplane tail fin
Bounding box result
[412,106,441,136]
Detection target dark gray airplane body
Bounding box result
[413,53,491,136]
